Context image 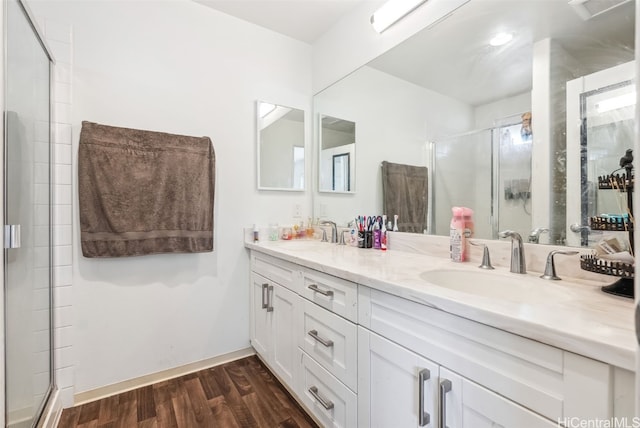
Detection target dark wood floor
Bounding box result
[57,355,318,428]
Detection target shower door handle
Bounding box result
[4,225,20,249]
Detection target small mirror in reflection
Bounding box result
[319,115,356,192]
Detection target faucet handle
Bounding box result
[338,229,347,245]
[470,241,494,270]
[540,250,579,280]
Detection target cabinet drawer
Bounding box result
[359,287,613,421]
[251,252,300,293]
[299,299,357,391]
[298,349,357,428]
[301,268,357,322]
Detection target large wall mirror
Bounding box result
[257,100,305,191]
[313,0,634,247]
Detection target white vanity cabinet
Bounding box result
[358,286,634,427]
[248,247,635,428]
[250,253,300,388]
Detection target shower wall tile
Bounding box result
[54,143,71,165]
[53,225,72,246]
[54,184,72,205]
[53,266,72,287]
[54,122,72,144]
[46,19,75,408]
[53,245,72,267]
[54,102,71,125]
[34,162,49,184]
[54,306,73,330]
[53,205,72,225]
[54,164,72,185]
[54,326,73,349]
[53,285,72,307]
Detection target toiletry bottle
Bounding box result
[450,207,465,262]
[393,214,399,231]
[462,207,474,260]
[381,215,388,251]
[253,224,259,243]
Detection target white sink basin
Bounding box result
[419,269,574,303]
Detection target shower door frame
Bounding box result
[2,0,56,426]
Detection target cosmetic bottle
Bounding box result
[462,207,474,258]
[450,207,465,262]
[253,224,259,243]
[381,215,388,251]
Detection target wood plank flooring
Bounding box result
[57,355,319,428]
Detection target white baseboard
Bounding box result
[74,347,255,405]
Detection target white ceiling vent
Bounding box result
[569,0,631,20]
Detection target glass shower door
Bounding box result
[5,0,53,426]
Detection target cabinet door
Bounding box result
[358,328,439,427]
[271,284,299,387]
[439,367,556,428]
[250,272,270,358]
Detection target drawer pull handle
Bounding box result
[261,283,268,309]
[308,330,334,347]
[308,284,334,297]
[308,386,334,410]
[439,379,452,428]
[266,285,274,312]
[418,368,431,426]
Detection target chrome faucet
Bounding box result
[320,221,338,243]
[540,250,579,280]
[499,230,526,274]
[528,227,549,244]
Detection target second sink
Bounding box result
[419,269,575,303]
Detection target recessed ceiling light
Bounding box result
[489,32,513,47]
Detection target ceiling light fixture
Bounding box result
[371,0,428,33]
[489,32,513,47]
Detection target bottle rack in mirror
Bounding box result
[579,166,634,299]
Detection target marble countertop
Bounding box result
[245,239,636,371]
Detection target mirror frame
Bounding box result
[256,100,307,192]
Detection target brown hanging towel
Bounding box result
[381,161,428,233]
[78,121,215,257]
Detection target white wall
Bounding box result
[30,0,312,394]
[474,92,531,129]
[314,66,474,226]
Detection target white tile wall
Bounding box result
[45,19,74,408]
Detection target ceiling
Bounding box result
[193,0,370,44]
[367,0,635,106]
[194,0,635,106]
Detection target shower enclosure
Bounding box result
[4,0,54,426]
[429,117,533,240]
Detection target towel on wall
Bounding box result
[381,161,428,234]
[78,121,215,258]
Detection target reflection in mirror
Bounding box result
[431,114,533,240]
[257,101,305,191]
[566,61,635,247]
[319,115,356,192]
[313,0,634,245]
